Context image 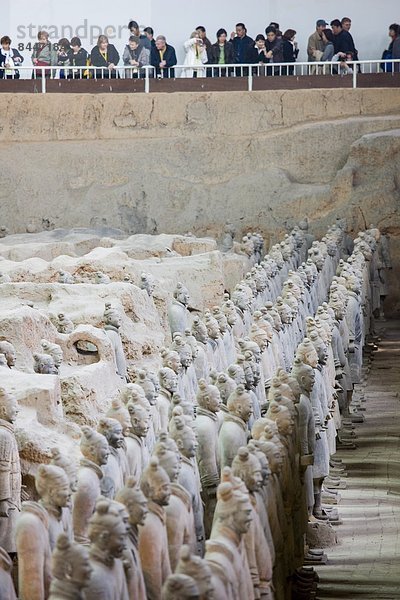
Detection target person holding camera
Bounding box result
[181,32,208,78]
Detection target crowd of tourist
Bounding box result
[0,17,399,79]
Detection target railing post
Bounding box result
[145,67,150,93]
[41,68,46,93]
[352,67,357,89]
[248,67,253,91]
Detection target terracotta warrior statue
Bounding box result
[176,544,215,600]
[56,313,74,334]
[195,379,221,537]
[207,480,254,600]
[218,385,253,469]
[41,340,63,373]
[0,388,21,554]
[0,341,17,369]
[35,464,73,550]
[97,417,127,498]
[158,367,179,432]
[138,457,172,600]
[169,414,205,555]
[33,352,58,374]
[103,303,127,381]
[73,426,110,544]
[153,436,196,570]
[48,533,92,600]
[231,448,273,600]
[126,402,151,478]
[168,282,191,335]
[115,477,148,600]
[84,498,129,599]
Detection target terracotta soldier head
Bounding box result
[106,398,131,435]
[127,403,150,439]
[88,498,127,559]
[41,340,63,369]
[226,385,253,423]
[140,457,171,506]
[50,448,78,493]
[103,303,122,329]
[0,388,19,424]
[214,481,252,535]
[176,545,214,600]
[115,477,148,528]
[159,367,179,395]
[98,417,124,450]
[232,447,263,493]
[50,533,92,595]
[35,464,71,510]
[153,440,182,482]
[196,379,221,414]
[170,417,197,460]
[0,341,16,368]
[80,426,110,466]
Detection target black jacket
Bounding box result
[282,39,299,63]
[90,44,120,68]
[333,30,355,55]
[150,43,177,77]
[231,34,254,63]
[208,41,235,64]
[249,47,269,64]
[68,47,88,68]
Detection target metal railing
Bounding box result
[0,59,399,93]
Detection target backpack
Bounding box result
[380,49,392,72]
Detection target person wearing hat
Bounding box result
[307,19,327,62]
[128,19,152,51]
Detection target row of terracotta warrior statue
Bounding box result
[0,220,391,600]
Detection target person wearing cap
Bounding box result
[307,19,327,62]
[128,19,152,51]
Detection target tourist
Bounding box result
[128,20,152,51]
[181,32,208,78]
[230,23,254,66]
[196,26,212,57]
[267,22,282,38]
[341,17,359,61]
[264,26,284,75]
[144,27,156,50]
[68,37,89,79]
[391,23,400,72]
[251,34,269,63]
[150,35,177,78]
[307,19,327,62]
[281,29,299,75]
[330,19,355,55]
[381,24,400,72]
[321,29,335,62]
[123,35,150,78]
[0,36,23,79]
[31,30,57,78]
[90,35,120,79]
[208,28,234,76]
[57,38,70,79]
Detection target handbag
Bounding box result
[380,49,393,73]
